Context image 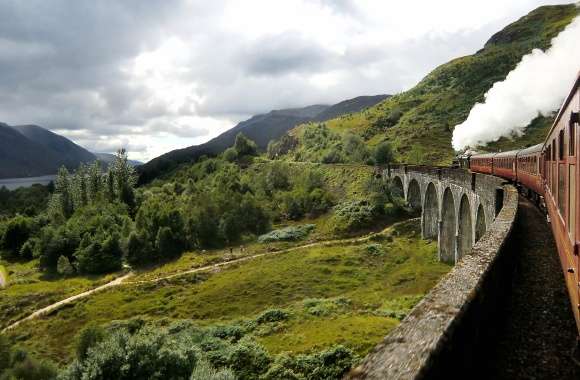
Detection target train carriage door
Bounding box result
[569,114,576,244]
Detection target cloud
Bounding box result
[452,16,580,150]
[0,0,566,162]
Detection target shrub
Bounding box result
[223,148,238,163]
[76,325,106,361]
[1,215,32,258]
[257,225,315,243]
[332,200,380,232]
[374,142,394,165]
[0,335,9,373]
[190,360,236,380]
[364,243,384,256]
[234,133,258,156]
[256,309,290,324]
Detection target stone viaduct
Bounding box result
[346,165,518,379]
[384,165,505,264]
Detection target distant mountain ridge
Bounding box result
[138,94,390,184]
[94,153,142,167]
[0,123,96,179]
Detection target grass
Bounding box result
[6,219,450,365]
[0,259,122,329]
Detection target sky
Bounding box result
[0,0,570,162]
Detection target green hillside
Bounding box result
[275,4,578,164]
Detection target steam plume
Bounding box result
[452,16,580,151]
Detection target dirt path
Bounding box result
[477,197,579,379]
[1,273,133,333]
[2,220,413,333]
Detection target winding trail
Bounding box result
[2,219,415,334]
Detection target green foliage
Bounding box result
[36,202,130,274]
[261,346,356,380]
[331,200,381,232]
[190,360,236,380]
[0,184,51,218]
[61,328,199,380]
[234,133,258,157]
[256,309,290,324]
[75,325,106,361]
[365,243,384,257]
[1,215,33,258]
[223,147,238,162]
[258,225,315,243]
[0,335,10,373]
[373,142,394,165]
[0,336,56,380]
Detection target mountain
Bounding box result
[277,4,579,165]
[0,123,96,179]
[11,125,96,169]
[313,95,390,122]
[94,153,143,167]
[137,94,389,184]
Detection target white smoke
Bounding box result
[452,16,580,151]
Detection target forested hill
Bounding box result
[137,94,389,184]
[0,123,96,179]
[272,4,579,166]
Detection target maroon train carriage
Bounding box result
[492,150,518,181]
[469,152,495,174]
[516,143,543,197]
[541,72,580,333]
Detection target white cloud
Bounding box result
[0,0,567,161]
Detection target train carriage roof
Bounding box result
[494,150,519,158]
[517,143,543,156]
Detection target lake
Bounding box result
[0,175,56,190]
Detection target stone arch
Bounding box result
[422,182,438,239]
[457,194,473,260]
[407,179,421,211]
[475,204,486,242]
[440,188,456,264]
[391,176,404,199]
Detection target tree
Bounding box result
[54,166,74,218]
[1,215,32,258]
[72,163,88,209]
[223,147,238,162]
[88,161,103,202]
[125,231,154,267]
[374,142,394,165]
[234,133,257,156]
[111,149,137,211]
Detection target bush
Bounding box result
[257,225,315,243]
[76,325,106,361]
[190,360,236,380]
[364,243,384,256]
[374,142,394,165]
[332,200,380,232]
[1,215,32,258]
[234,133,257,156]
[223,148,238,163]
[256,309,290,324]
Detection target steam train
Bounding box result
[459,73,580,333]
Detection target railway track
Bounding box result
[478,197,579,379]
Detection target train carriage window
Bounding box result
[558,163,565,216]
[559,130,565,161]
[570,123,575,156]
[569,165,576,242]
[552,140,556,161]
